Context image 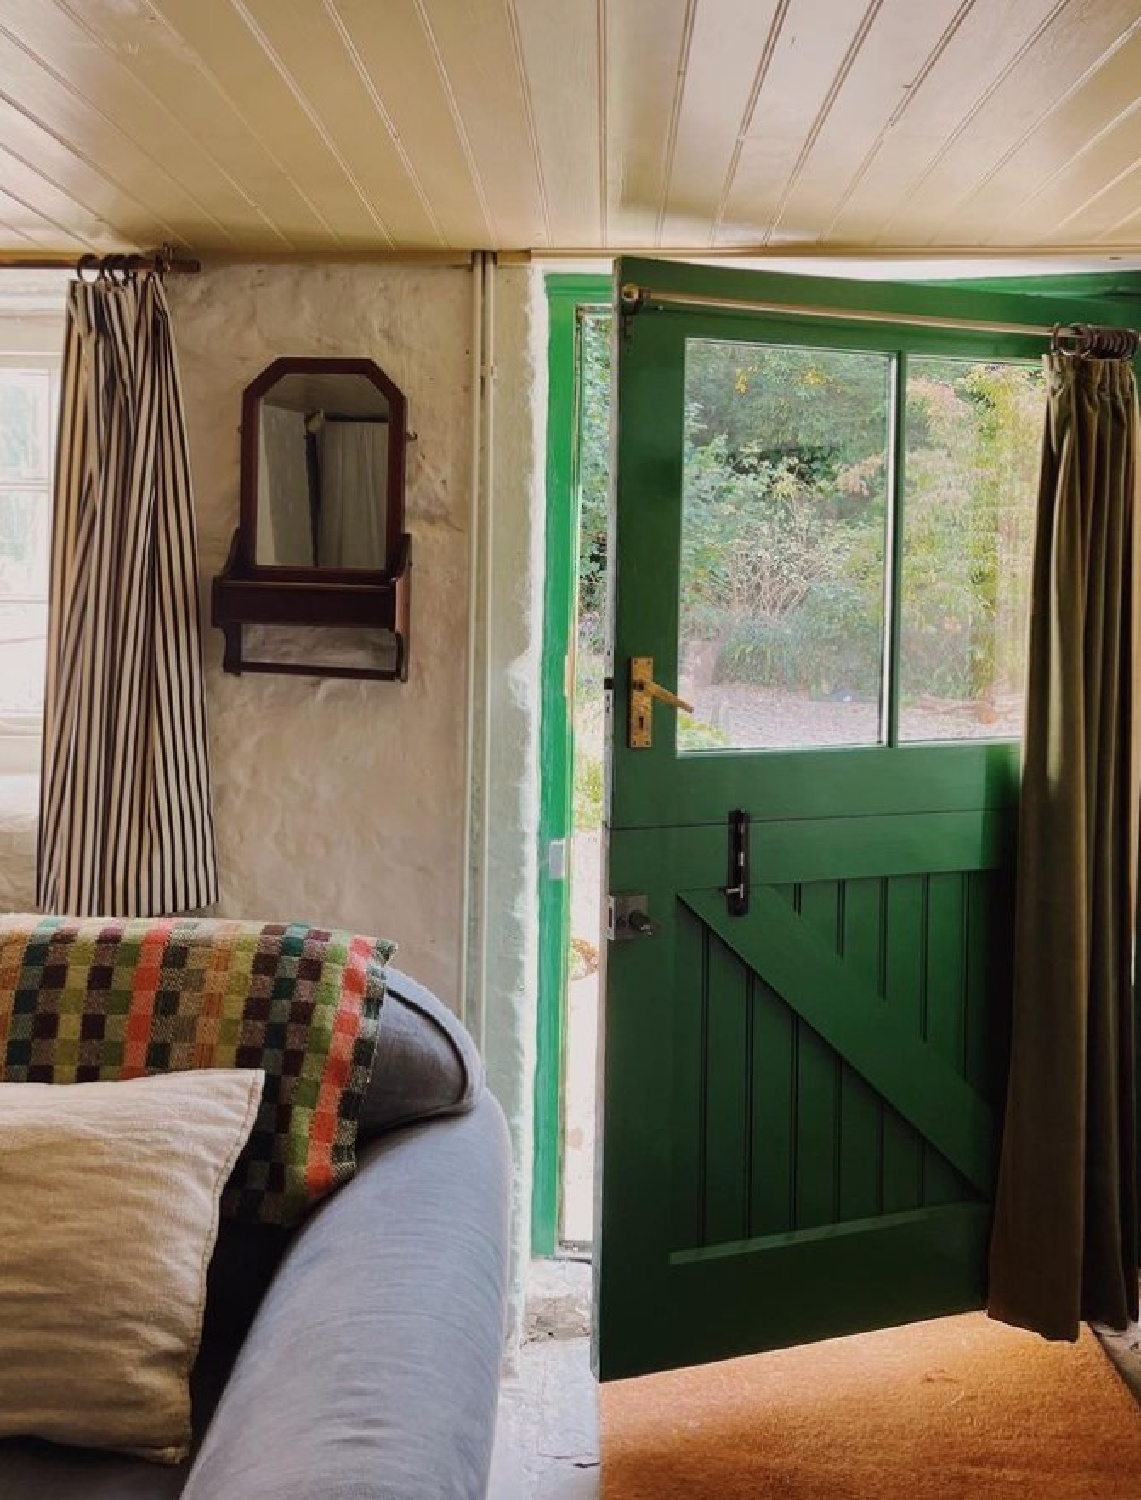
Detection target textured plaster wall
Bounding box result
[168,264,472,1003]
[480,265,548,1351]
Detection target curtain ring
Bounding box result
[76,253,101,285]
[1050,322,1138,360]
[1051,324,1082,355]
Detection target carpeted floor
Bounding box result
[601,1312,1141,1499]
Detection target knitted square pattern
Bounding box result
[0,914,393,1225]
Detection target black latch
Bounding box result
[724,809,750,917]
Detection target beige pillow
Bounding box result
[0,1069,264,1464]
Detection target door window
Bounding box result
[677,338,1044,753]
[899,358,1043,742]
[680,340,891,752]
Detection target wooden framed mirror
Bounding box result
[212,356,411,681]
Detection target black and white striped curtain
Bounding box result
[37,271,217,917]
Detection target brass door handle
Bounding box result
[628,656,694,748]
[634,675,694,713]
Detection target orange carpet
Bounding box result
[601,1313,1141,1499]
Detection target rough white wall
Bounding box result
[480,265,548,1351]
[168,264,472,1003]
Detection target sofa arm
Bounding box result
[359,969,485,1139]
[182,1095,511,1500]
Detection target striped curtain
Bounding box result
[36,272,217,917]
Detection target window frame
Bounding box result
[675,326,1047,753]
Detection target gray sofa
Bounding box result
[0,969,512,1500]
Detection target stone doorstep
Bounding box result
[525,1256,592,1343]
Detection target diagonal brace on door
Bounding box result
[680,887,996,1196]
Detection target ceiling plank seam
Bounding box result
[228,0,395,248]
[50,0,294,251]
[819,0,980,241]
[323,0,448,249]
[763,0,886,246]
[710,0,791,246]
[940,12,1141,240]
[0,18,238,246]
[880,0,1073,243]
[655,0,697,247]
[411,0,496,247]
[503,0,552,246]
[0,82,186,250]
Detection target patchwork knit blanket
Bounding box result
[0,914,393,1226]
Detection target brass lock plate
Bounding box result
[608,893,656,941]
[628,655,655,749]
[627,656,695,749]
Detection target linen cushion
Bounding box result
[0,914,393,1225]
[0,1069,264,1465]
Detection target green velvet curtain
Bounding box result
[988,351,1140,1340]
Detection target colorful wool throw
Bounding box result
[0,914,393,1226]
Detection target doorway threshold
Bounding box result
[526,1256,592,1342]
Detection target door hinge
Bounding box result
[546,838,567,881]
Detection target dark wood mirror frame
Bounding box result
[211,356,411,682]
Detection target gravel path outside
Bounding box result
[683,681,1023,749]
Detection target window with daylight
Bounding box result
[0,278,65,775]
[677,337,1044,753]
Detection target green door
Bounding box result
[596,256,1136,1381]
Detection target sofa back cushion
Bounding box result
[0,914,392,1225]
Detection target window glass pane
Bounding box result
[678,340,891,752]
[899,358,1043,742]
[0,369,51,481]
[0,597,47,714]
[0,486,50,596]
[0,484,49,716]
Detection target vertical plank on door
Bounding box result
[838,876,887,1219]
[793,881,840,1229]
[702,931,750,1245]
[749,971,795,1237]
[671,905,708,1251]
[922,870,968,1205]
[882,873,925,1212]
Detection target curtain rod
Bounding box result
[621,282,1062,341]
[0,246,199,276]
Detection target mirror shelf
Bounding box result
[211,355,411,683]
[211,533,410,682]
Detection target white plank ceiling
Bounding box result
[0,0,1140,260]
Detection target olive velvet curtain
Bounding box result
[989,351,1140,1339]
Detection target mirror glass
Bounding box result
[255,370,391,571]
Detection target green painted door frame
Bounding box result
[533,272,612,1256]
[596,254,1141,1379]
